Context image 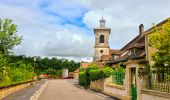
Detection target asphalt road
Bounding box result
[38,79,116,100]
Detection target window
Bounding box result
[130,49,135,56]
[100,50,103,54]
[100,35,104,43]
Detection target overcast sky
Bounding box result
[0,0,170,61]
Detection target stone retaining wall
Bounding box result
[104,83,129,100]
[90,79,104,91]
[0,81,35,99]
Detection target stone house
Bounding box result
[92,17,170,100]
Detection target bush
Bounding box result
[79,67,85,72]
[79,72,88,86]
[78,64,113,87]
[86,65,99,73]
[89,67,114,81]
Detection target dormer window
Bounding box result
[130,49,136,56]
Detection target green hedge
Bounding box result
[79,65,114,87]
[89,67,114,81]
[79,72,88,86]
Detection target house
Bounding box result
[92,17,170,100]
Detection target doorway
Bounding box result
[131,68,137,100]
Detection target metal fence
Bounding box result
[112,72,125,85]
[146,66,170,93]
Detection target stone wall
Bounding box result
[0,81,35,99]
[90,79,105,91]
[104,83,129,100]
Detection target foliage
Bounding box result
[112,67,125,85]
[79,67,85,72]
[0,66,10,84]
[36,58,80,74]
[46,68,62,77]
[0,18,22,55]
[86,64,99,73]
[0,18,33,86]
[79,64,114,87]
[79,72,88,86]
[89,70,100,81]
[165,75,170,81]
[149,18,170,68]
[0,59,33,86]
[89,67,114,81]
[7,55,80,75]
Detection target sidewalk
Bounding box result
[3,80,46,100]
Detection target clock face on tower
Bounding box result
[101,22,105,27]
[100,20,105,27]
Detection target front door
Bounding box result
[131,68,137,100]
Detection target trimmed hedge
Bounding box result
[79,66,99,86]
[79,72,88,86]
[89,67,114,81]
[79,66,114,87]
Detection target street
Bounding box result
[38,79,116,100]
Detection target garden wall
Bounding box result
[0,81,35,99]
[104,83,129,100]
[90,79,104,91]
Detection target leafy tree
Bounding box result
[0,18,22,55]
[149,19,170,67]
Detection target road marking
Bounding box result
[29,81,48,100]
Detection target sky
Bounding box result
[0,0,170,61]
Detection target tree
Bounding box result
[0,18,22,55]
[149,18,170,67]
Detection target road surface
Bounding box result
[38,79,116,100]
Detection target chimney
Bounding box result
[139,24,144,35]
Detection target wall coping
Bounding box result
[106,83,125,90]
[141,89,170,99]
[0,80,34,89]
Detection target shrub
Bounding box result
[79,72,88,86]
[79,67,85,72]
[89,69,100,81]
[78,65,114,87]
[86,65,99,73]
[89,67,114,81]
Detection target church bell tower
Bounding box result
[93,17,111,62]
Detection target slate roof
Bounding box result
[108,31,146,64]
